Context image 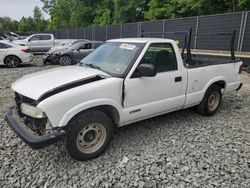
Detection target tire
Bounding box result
[4,55,21,68]
[60,55,72,66]
[197,84,222,116]
[65,110,114,161]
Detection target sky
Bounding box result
[0,0,49,21]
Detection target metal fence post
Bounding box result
[237,12,245,52]
[92,27,95,40]
[120,24,123,38]
[137,22,141,37]
[162,20,166,38]
[75,28,77,39]
[194,16,199,49]
[105,25,108,40]
[240,12,248,52]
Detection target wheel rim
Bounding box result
[76,123,107,154]
[208,91,220,111]
[6,56,19,67]
[60,56,71,65]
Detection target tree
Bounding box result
[237,0,250,11]
[113,0,146,24]
[18,17,34,32]
[40,0,250,30]
[33,6,47,31]
[0,17,19,32]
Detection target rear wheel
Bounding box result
[4,55,21,68]
[197,84,222,116]
[60,55,72,66]
[65,110,114,161]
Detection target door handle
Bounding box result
[175,76,182,82]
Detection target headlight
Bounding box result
[20,103,46,118]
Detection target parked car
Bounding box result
[43,40,103,65]
[13,33,71,52]
[47,39,88,53]
[0,41,33,68]
[5,37,242,160]
[43,39,88,64]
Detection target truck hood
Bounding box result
[12,66,111,101]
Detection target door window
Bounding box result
[80,43,92,50]
[30,35,51,41]
[140,43,178,72]
[30,35,40,41]
[0,43,12,49]
[40,35,51,40]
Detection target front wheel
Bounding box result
[60,55,72,66]
[65,110,114,161]
[197,84,222,116]
[4,55,21,68]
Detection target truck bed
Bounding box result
[184,55,240,68]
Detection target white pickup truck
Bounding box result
[13,33,70,52]
[5,38,243,161]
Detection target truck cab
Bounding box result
[14,34,68,52]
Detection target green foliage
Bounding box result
[1,0,250,32]
[18,17,34,32]
[0,17,19,32]
[17,6,48,32]
[237,0,250,11]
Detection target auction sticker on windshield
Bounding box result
[119,43,136,50]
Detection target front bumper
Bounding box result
[43,53,60,64]
[5,106,65,149]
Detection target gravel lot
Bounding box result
[0,56,249,188]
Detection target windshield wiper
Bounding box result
[79,62,101,70]
[85,63,101,70]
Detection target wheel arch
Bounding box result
[60,53,72,59]
[201,79,226,101]
[59,103,122,129]
[4,55,22,64]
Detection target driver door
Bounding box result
[123,43,187,123]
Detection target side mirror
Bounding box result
[136,64,156,77]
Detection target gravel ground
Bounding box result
[0,56,249,188]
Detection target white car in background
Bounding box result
[0,41,33,68]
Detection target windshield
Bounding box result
[67,40,86,47]
[79,42,145,76]
[69,41,85,50]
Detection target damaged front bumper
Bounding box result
[5,106,65,149]
[43,53,60,64]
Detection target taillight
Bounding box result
[21,48,30,53]
[239,64,243,74]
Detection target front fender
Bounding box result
[57,98,123,127]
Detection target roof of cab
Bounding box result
[107,38,174,43]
